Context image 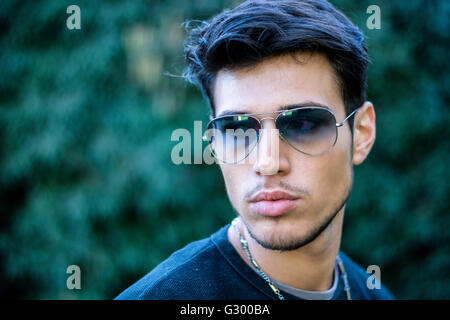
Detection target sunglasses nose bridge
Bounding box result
[257,117,280,140]
[259,116,278,128]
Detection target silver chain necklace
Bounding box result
[232,218,352,300]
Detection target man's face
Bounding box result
[213,52,354,250]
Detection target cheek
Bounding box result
[312,132,353,195]
[219,165,249,210]
[292,133,352,201]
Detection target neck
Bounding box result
[228,209,344,292]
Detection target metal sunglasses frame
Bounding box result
[203,106,359,163]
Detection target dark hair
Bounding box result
[183,0,369,128]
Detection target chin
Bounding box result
[245,216,318,251]
[250,229,314,251]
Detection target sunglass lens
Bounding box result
[277,108,337,156]
[206,115,260,163]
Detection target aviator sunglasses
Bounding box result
[203,106,359,164]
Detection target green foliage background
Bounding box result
[0,0,448,299]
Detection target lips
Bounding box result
[248,190,300,217]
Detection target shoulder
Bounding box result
[115,230,227,300]
[339,251,395,300]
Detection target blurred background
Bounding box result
[0,0,448,299]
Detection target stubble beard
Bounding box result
[240,174,353,252]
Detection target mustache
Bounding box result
[244,180,310,200]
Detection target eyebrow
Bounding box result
[216,101,332,118]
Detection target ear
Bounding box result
[352,101,376,165]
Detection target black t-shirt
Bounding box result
[115,224,395,300]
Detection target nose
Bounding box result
[253,118,281,175]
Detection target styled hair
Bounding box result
[183,0,370,127]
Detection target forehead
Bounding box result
[213,52,345,118]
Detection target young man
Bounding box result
[116,0,394,300]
